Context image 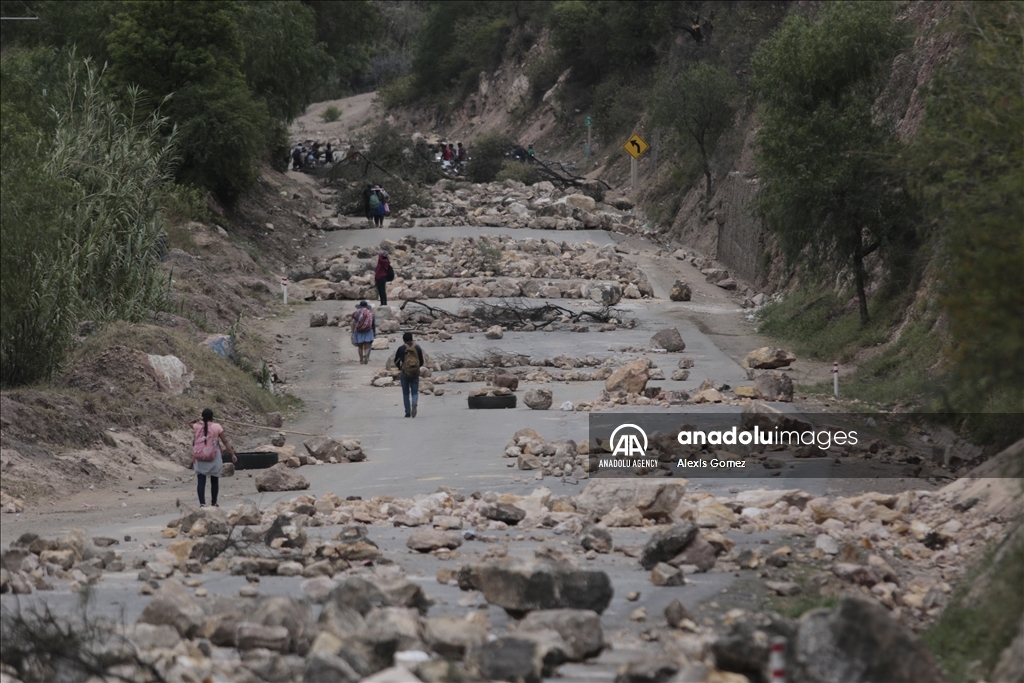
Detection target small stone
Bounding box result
[765,580,802,596]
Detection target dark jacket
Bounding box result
[374,254,390,281]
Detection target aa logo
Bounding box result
[610,424,647,457]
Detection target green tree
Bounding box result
[913,2,1024,410]
[651,62,737,197]
[549,1,673,85]
[237,1,331,122]
[753,2,910,324]
[304,0,379,95]
[106,0,268,202]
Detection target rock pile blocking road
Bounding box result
[297,234,655,303]
[2,439,1020,682]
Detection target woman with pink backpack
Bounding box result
[351,300,376,364]
[189,408,237,507]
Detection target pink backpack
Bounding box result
[192,426,218,461]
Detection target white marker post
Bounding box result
[833,362,839,397]
[281,277,288,305]
[769,636,787,683]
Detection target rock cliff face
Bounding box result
[666,1,959,291]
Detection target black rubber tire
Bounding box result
[234,451,280,470]
[468,394,517,409]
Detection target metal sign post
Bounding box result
[585,115,593,158]
[623,134,650,193]
[282,277,289,305]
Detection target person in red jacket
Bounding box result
[374,250,392,305]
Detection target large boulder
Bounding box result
[650,328,685,352]
[794,597,946,683]
[469,558,613,616]
[754,372,794,402]
[590,284,623,306]
[742,347,796,370]
[739,401,814,434]
[467,637,547,683]
[249,596,315,654]
[639,522,699,570]
[406,529,463,552]
[565,194,597,211]
[303,436,346,462]
[424,616,488,660]
[256,464,310,492]
[137,579,204,637]
[670,280,692,301]
[668,533,718,572]
[605,358,650,394]
[493,372,519,391]
[523,388,553,410]
[574,479,687,521]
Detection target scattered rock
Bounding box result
[523,388,553,410]
[670,280,692,302]
[407,529,464,553]
[255,464,310,492]
[604,358,651,394]
[480,502,527,525]
[742,347,796,370]
[754,372,794,402]
[518,609,604,661]
[467,637,546,683]
[470,558,613,615]
[310,311,328,327]
[650,328,685,352]
[484,325,504,340]
[639,522,699,569]
[576,479,686,521]
[650,562,685,587]
[794,597,946,682]
[136,579,204,637]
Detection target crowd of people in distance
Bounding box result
[437,140,467,171]
[288,140,336,171]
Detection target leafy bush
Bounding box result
[466,132,516,184]
[321,105,341,122]
[156,183,210,226]
[496,160,539,186]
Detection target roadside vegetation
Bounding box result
[380,0,1022,433]
[0,0,390,390]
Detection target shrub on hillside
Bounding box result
[466,132,516,184]
[496,160,539,186]
[321,105,341,122]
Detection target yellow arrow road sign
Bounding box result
[623,134,649,159]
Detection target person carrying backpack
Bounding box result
[350,300,376,364]
[374,250,393,305]
[371,185,389,227]
[395,332,424,418]
[189,408,237,507]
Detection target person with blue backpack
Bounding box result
[189,408,237,507]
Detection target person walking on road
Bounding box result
[351,300,376,364]
[189,408,237,507]
[395,332,424,418]
[371,185,389,227]
[374,250,393,305]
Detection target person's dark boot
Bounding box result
[411,404,417,418]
